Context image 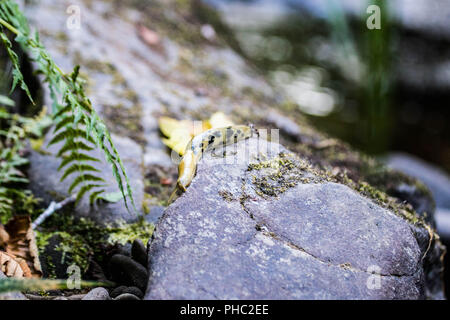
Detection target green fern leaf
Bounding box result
[0,278,112,294]
[57,140,94,157]
[89,189,105,205]
[48,128,96,146]
[57,152,100,171]
[75,184,105,204]
[0,31,33,103]
[68,174,105,194]
[60,164,100,182]
[53,115,75,133]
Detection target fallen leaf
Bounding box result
[206,112,234,128]
[97,191,125,203]
[0,225,9,248]
[4,216,42,278]
[0,251,30,278]
[159,112,234,155]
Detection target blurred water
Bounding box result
[205,0,450,172]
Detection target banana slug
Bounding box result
[169,125,257,203]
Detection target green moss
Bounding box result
[45,256,57,280]
[36,211,154,271]
[35,230,52,254]
[35,230,92,274]
[105,219,154,246]
[335,172,422,225]
[218,190,235,202]
[55,232,92,273]
[247,152,328,197]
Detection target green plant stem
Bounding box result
[0,16,18,34]
[0,16,66,77]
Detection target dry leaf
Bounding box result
[159,112,234,155]
[0,225,9,248]
[4,216,42,278]
[206,112,234,129]
[0,251,30,278]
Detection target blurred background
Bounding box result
[204,0,450,173]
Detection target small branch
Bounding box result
[32,195,76,229]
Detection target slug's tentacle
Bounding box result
[175,125,254,194]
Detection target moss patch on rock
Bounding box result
[247,152,329,198]
[35,210,154,277]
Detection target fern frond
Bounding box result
[76,184,105,205]
[0,278,112,294]
[0,0,136,211]
[57,152,100,171]
[0,29,33,102]
[48,128,96,146]
[68,175,105,194]
[60,164,100,182]
[56,140,94,157]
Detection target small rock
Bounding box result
[86,260,108,282]
[201,24,216,41]
[110,285,127,298]
[110,286,143,299]
[67,294,86,300]
[114,293,140,300]
[53,296,69,300]
[109,254,148,292]
[115,243,132,257]
[82,287,111,300]
[24,294,50,300]
[131,239,148,267]
[0,271,27,300]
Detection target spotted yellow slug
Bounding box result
[169,125,257,203]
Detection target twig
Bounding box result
[32,195,76,229]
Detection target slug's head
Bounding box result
[249,123,259,138]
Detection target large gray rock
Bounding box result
[145,138,441,299]
[82,287,111,300]
[28,133,144,224]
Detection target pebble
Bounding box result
[108,254,148,292]
[110,286,143,299]
[114,293,140,300]
[82,287,111,300]
[67,294,86,300]
[131,239,148,267]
